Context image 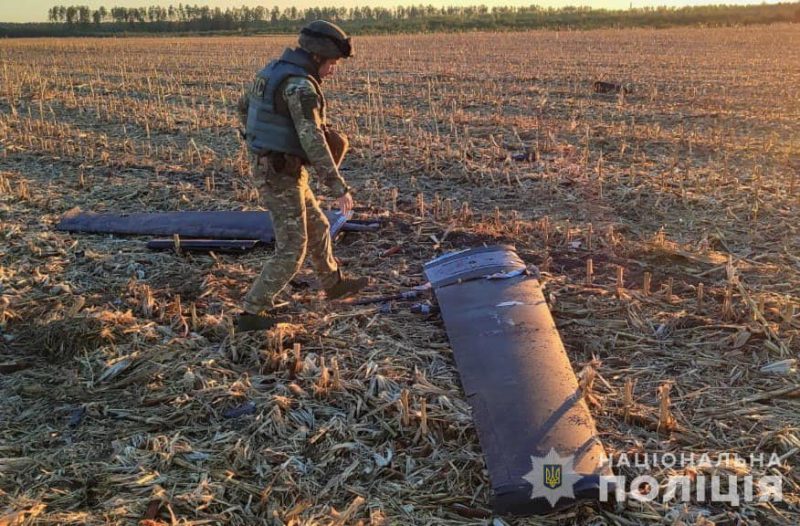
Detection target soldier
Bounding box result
[236,20,368,331]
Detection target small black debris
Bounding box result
[68,406,86,428]
[223,401,257,419]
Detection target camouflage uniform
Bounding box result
[237,77,350,314]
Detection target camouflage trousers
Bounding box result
[243,130,349,314]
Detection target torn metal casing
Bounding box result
[424,245,612,516]
[56,209,352,243]
[424,244,526,288]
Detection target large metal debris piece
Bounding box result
[424,245,612,516]
[56,208,351,242]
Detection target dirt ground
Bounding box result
[0,25,799,525]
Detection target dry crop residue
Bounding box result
[0,25,799,525]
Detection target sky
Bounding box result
[0,0,785,23]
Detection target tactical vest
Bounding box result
[245,48,325,160]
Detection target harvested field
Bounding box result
[1,25,799,525]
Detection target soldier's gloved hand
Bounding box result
[336,192,353,216]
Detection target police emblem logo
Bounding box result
[544,464,562,489]
[523,448,587,507]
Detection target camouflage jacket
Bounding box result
[238,77,349,197]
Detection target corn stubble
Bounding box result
[0,25,799,525]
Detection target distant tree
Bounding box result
[110,6,126,23]
[126,7,139,24]
[65,5,77,24]
[211,7,223,28]
[78,5,91,25]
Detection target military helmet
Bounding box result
[299,20,353,59]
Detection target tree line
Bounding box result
[1,2,798,37]
[46,4,504,26]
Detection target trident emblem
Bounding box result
[544,464,562,489]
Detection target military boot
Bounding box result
[325,271,369,300]
[235,302,291,332]
[235,313,281,332]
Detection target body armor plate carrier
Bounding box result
[245,48,324,161]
